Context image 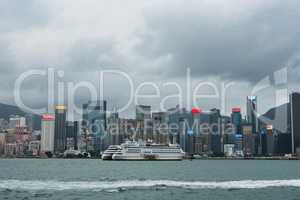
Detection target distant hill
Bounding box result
[0,103,41,130]
[0,103,28,120]
[259,103,290,133]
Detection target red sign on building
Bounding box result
[42,114,55,121]
[232,108,241,113]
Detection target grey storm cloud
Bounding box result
[0,0,300,116]
[66,38,126,72]
[0,40,16,73]
[2,0,300,82]
[0,0,51,32]
[136,0,300,82]
[0,0,52,87]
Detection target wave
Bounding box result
[0,179,300,191]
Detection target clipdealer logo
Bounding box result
[13,68,237,116]
[12,65,293,136]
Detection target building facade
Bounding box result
[290,92,300,154]
[136,105,151,140]
[54,106,67,153]
[66,121,79,150]
[82,100,107,153]
[41,114,55,153]
[231,108,242,134]
[247,96,258,133]
[9,115,26,129]
[152,112,168,144]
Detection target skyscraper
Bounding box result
[178,111,194,155]
[290,92,300,154]
[82,100,107,153]
[247,96,258,133]
[107,112,121,145]
[242,124,255,156]
[152,112,168,144]
[41,114,55,154]
[247,96,261,155]
[54,105,67,153]
[167,105,186,144]
[66,121,79,150]
[136,105,151,121]
[25,114,33,132]
[231,108,242,134]
[209,108,222,155]
[136,105,151,140]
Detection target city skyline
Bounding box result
[1,91,299,158]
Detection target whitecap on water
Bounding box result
[0,179,300,191]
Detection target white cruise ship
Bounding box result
[101,145,121,160]
[111,141,185,161]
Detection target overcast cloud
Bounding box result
[1,0,300,118]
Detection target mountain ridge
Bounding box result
[0,102,41,130]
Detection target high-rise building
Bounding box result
[0,133,6,155]
[152,112,168,144]
[231,108,242,134]
[290,92,300,154]
[167,106,187,144]
[82,100,107,153]
[242,124,255,156]
[9,115,26,129]
[107,112,121,145]
[247,96,258,133]
[178,112,193,155]
[136,105,151,140]
[82,101,107,130]
[25,114,33,132]
[260,101,291,155]
[274,132,292,155]
[54,105,67,153]
[209,108,222,155]
[179,108,223,156]
[119,118,136,141]
[136,105,151,121]
[193,108,208,155]
[66,121,79,150]
[41,114,55,154]
[262,125,275,156]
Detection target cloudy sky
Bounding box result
[1,0,300,119]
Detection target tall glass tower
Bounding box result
[231,108,242,134]
[54,105,67,153]
[82,100,107,154]
[246,96,258,133]
[290,92,300,154]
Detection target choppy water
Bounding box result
[0,159,300,200]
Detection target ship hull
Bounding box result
[101,153,113,160]
[112,153,184,161]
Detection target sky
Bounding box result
[1,0,300,119]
